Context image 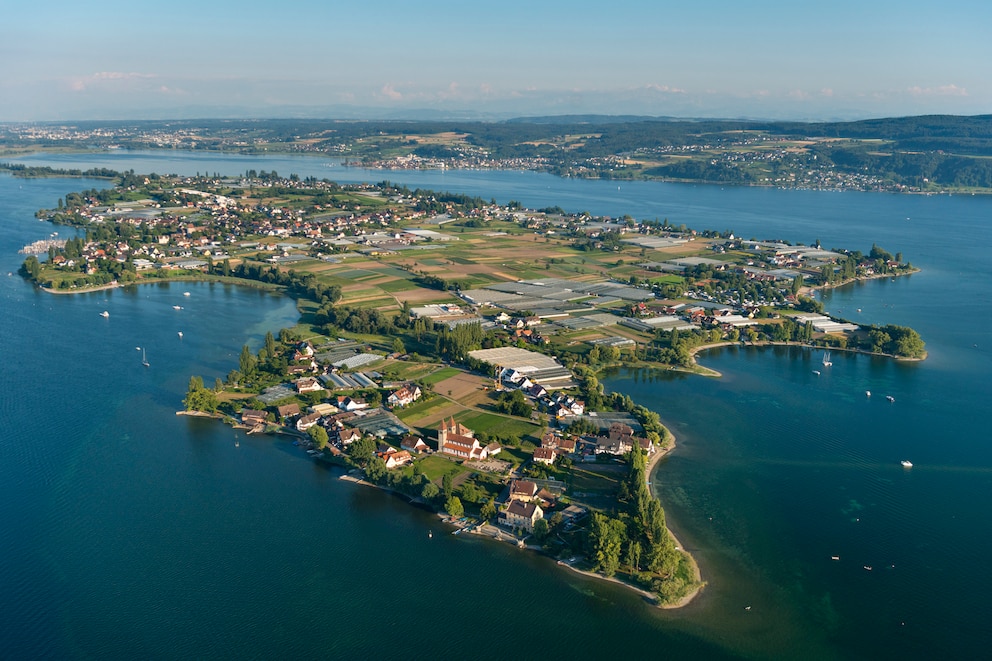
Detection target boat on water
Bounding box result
[178,331,183,338]
[100,310,110,318]
[901,460,913,468]
[141,348,150,367]
[831,555,840,561]
[866,390,871,397]
[183,291,191,297]
[812,370,821,376]
[822,351,832,367]
[172,305,183,310]
[886,395,896,402]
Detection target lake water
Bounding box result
[3,151,990,659]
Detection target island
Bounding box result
[18,168,925,606]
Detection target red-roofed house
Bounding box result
[533,447,555,465]
[384,450,413,469]
[387,384,422,408]
[295,377,322,394]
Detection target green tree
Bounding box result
[264,331,277,358]
[365,456,387,483]
[239,344,257,378]
[308,425,329,449]
[183,375,219,413]
[868,329,892,353]
[445,496,464,518]
[348,436,376,463]
[19,255,41,279]
[480,498,497,522]
[533,517,550,541]
[442,472,454,501]
[421,481,441,502]
[626,539,643,572]
[588,512,626,577]
[460,481,484,504]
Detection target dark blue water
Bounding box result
[0,172,733,660]
[3,153,991,659]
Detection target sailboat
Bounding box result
[822,351,833,367]
[141,348,150,367]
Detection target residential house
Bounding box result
[501,500,544,532]
[593,422,649,456]
[336,396,368,412]
[295,412,322,432]
[241,409,268,427]
[508,479,539,503]
[527,383,548,399]
[276,403,301,420]
[533,447,555,465]
[295,377,322,394]
[384,450,413,469]
[386,384,422,408]
[338,428,362,445]
[401,435,430,454]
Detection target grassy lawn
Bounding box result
[572,465,623,492]
[376,278,420,293]
[393,396,451,423]
[416,455,470,483]
[419,366,461,385]
[456,411,540,440]
[382,360,441,381]
[346,296,398,310]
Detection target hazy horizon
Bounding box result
[3,0,989,122]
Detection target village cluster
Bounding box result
[231,333,661,534]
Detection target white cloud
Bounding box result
[644,84,686,94]
[69,71,156,92]
[379,84,403,101]
[907,84,968,97]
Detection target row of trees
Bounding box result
[583,448,696,602]
[217,261,343,305]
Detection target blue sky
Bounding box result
[2,0,989,121]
